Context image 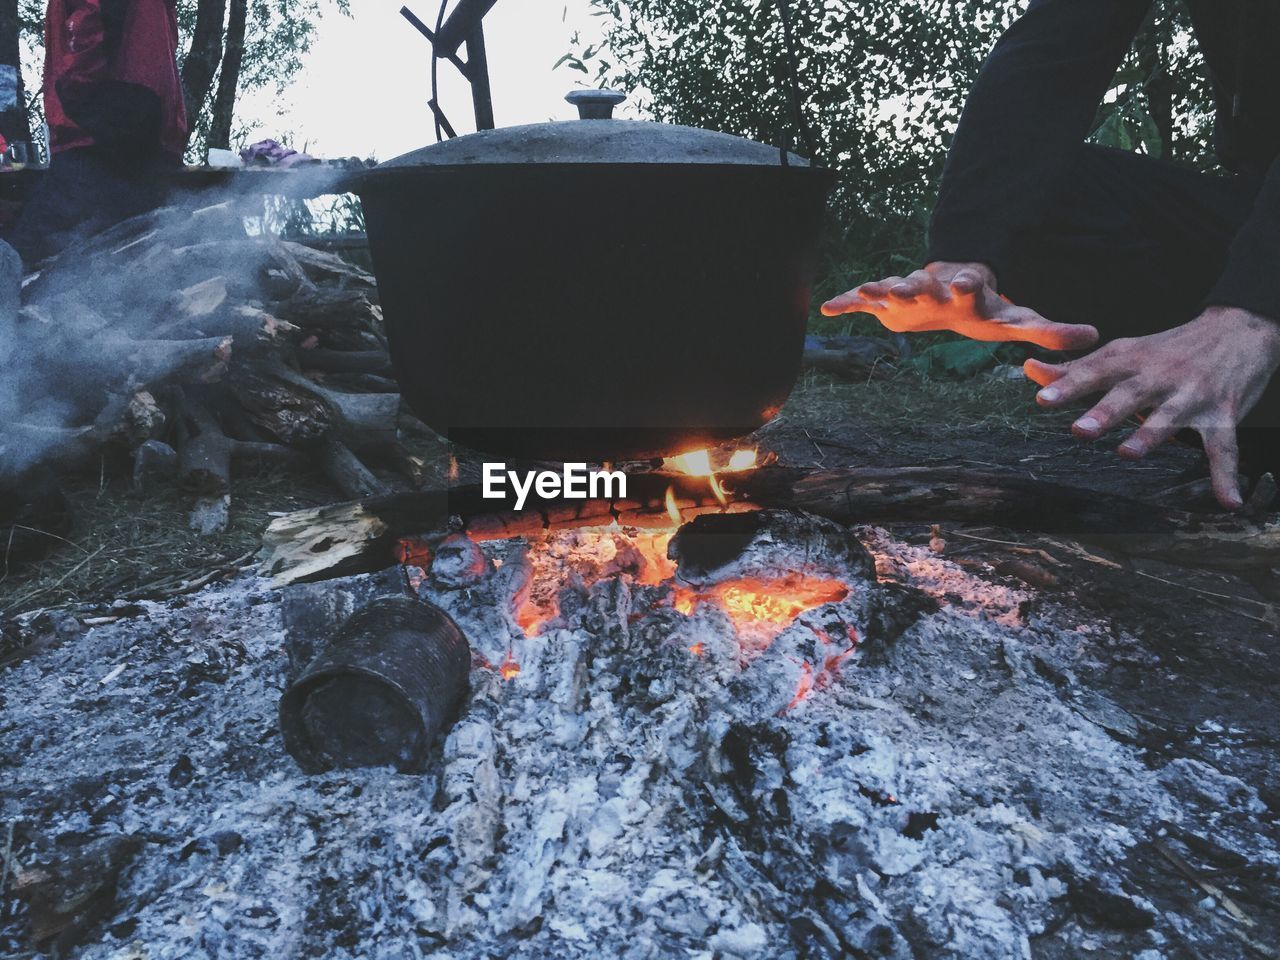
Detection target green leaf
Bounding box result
[907,340,1002,377]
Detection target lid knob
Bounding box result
[565,89,626,120]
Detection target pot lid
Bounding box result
[376,89,813,169]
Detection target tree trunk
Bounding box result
[0,0,30,146]
[207,0,246,150]
[179,0,228,148]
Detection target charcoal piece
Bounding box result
[279,596,470,773]
[669,509,875,588]
[11,832,145,954]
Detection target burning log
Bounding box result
[259,464,1280,586]
[668,509,876,587]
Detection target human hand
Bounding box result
[1025,306,1280,510]
[821,261,1099,351]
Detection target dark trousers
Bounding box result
[998,144,1278,474]
[7,145,177,266]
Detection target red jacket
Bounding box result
[44,0,188,158]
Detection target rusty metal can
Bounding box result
[279,595,470,773]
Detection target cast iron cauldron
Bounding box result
[350,90,834,461]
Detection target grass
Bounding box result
[0,463,332,617]
[782,365,1078,442]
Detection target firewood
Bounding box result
[161,276,229,329]
[132,439,179,487]
[259,238,316,299]
[109,391,167,447]
[310,373,400,394]
[175,389,306,534]
[230,364,332,446]
[157,304,300,346]
[231,361,399,450]
[321,440,390,499]
[98,334,232,387]
[2,395,135,486]
[277,285,382,332]
[278,240,376,288]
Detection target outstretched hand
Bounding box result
[821,261,1099,351]
[1025,306,1280,510]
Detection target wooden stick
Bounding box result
[321,440,389,499]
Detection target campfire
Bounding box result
[436,450,860,692]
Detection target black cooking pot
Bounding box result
[350,91,834,461]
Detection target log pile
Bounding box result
[0,201,407,533]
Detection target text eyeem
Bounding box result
[481,463,627,511]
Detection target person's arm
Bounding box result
[926,0,1153,280]
[1205,155,1280,322]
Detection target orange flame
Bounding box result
[708,472,728,506]
[672,576,848,646]
[665,486,681,525]
[662,448,756,510]
[688,642,705,656]
[665,448,714,476]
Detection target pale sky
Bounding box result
[236,0,642,162]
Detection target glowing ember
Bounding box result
[395,537,431,567]
[688,642,705,656]
[785,661,815,711]
[447,455,459,482]
[499,653,520,681]
[671,575,849,647]
[516,594,558,638]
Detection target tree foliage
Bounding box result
[570,0,1212,285]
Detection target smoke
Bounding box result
[0,173,349,492]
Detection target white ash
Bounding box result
[0,517,1275,958]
